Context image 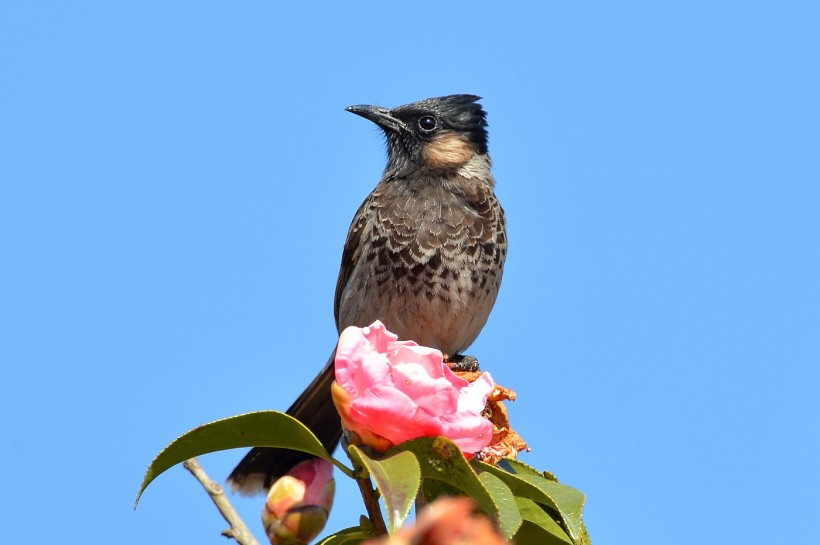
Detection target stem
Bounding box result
[183,457,262,545]
[415,482,428,514]
[356,474,388,536]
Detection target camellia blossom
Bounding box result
[331,320,495,455]
[262,458,335,545]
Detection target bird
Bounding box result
[228,94,507,494]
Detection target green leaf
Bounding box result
[513,498,573,545]
[135,411,348,506]
[501,458,557,480]
[481,459,588,545]
[514,520,575,545]
[390,437,523,539]
[316,526,371,545]
[477,471,523,538]
[473,460,562,511]
[348,446,420,534]
[420,477,461,503]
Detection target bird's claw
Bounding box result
[446,354,480,372]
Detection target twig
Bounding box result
[356,474,388,536]
[415,484,427,514]
[184,457,262,545]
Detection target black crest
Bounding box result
[393,94,489,154]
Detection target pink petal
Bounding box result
[439,413,494,453]
[356,351,394,388]
[349,386,444,444]
[334,326,366,394]
[335,326,393,394]
[390,362,459,414]
[388,345,447,379]
[457,372,495,415]
[361,320,399,353]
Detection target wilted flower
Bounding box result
[366,496,508,545]
[331,320,495,455]
[475,383,530,465]
[262,458,335,545]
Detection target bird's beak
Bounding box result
[346,104,407,133]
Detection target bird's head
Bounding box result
[346,94,489,176]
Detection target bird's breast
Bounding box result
[336,175,506,355]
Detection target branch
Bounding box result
[415,485,428,514]
[184,457,262,545]
[356,474,388,536]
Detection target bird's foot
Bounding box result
[446,354,480,372]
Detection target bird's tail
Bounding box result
[227,352,341,495]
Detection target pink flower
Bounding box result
[331,321,494,455]
[262,458,335,545]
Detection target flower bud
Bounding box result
[262,458,335,545]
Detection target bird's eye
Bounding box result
[418,115,438,133]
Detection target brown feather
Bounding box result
[228,95,506,495]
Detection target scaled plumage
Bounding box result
[229,95,507,494]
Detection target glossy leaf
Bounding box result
[474,460,560,511]
[513,497,573,545]
[391,437,522,539]
[486,459,587,544]
[477,471,523,538]
[514,520,574,545]
[316,526,371,545]
[420,476,461,503]
[348,446,421,534]
[135,411,347,506]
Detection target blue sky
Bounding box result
[2,2,818,543]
